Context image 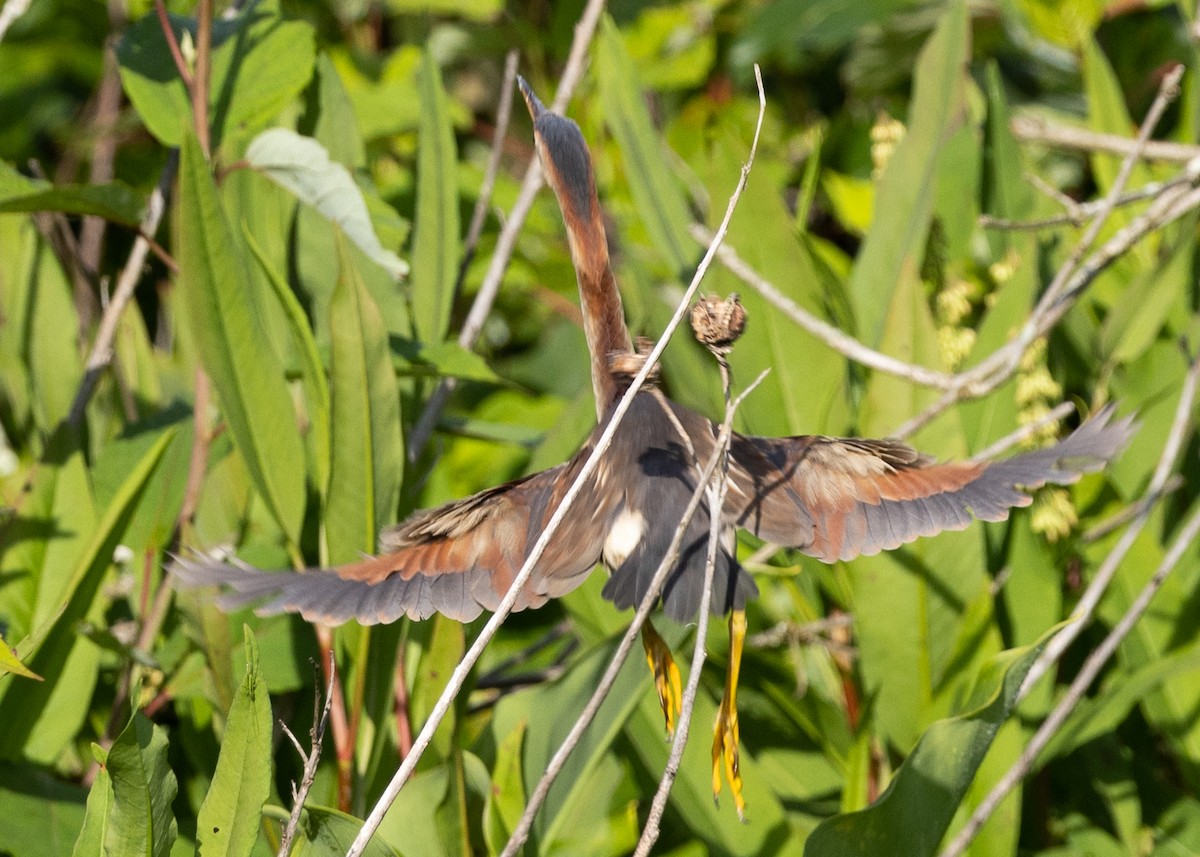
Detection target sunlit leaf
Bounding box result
[325,235,403,562]
[117,0,315,151]
[177,130,306,547]
[0,182,145,225]
[244,128,408,280]
[196,627,272,856]
[804,631,1056,856]
[105,713,178,857]
[410,49,460,341]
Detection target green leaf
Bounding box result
[106,713,178,857]
[0,181,145,225]
[484,721,526,856]
[196,627,272,856]
[0,428,174,759]
[408,614,465,761]
[305,53,367,170]
[0,631,41,680]
[804,631,1055,857]
[177,130,306,547]
[392,338,502,383]
[846,0,969,345]
[117,0,315,151]
[72,752,112,857]
[0,764,88,856]
[410,49,460,342]
[245,225,332,496]
[324,236,403,563]
[597,15,694,278]
[244,128,407,280]
[268,803,401,856]
[385,0,501,21]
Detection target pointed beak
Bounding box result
[517,75,546,121]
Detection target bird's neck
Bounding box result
[567,208,633,417]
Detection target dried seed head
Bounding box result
[690,293,747,354]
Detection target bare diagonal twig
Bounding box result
[278,656,336,857]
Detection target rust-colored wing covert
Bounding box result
[726,405,1136,563]
[172,455,615,625]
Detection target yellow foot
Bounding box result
[641,621,682,736]
[712,610,747,821]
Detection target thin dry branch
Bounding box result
[1011,114,1200,163]
[691,225,958,390]
[939,495,1200,857]
[407,0,609,461]
[456,50,519,297]
[68,149,177,424]
[346,64,766,857]
[980,168,1200,231]
[278,657,337,857]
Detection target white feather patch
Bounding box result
[603,507,646,569]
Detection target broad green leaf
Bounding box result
[324,236,403,563]
[26,229,82,430]
[410,49,460,342]
[273,803,401,856]
[117,0,315,151]
[804,632,1054,857]
[1081,36,1156,204]
[72,751,112,857]
[0,631,40,679]
[375,766,450,857]
[408,614,465,761]
[1100,214,1194,363]
[385,0,501,21]
[484,721,526,856]
[106,713,178,857]
[0,764,88,856]
[597,14,694,278]
[847,0,969,345]
[0,428,174,759]
[392,338,501,383]
[177,130,306,547]
[196,628,272,856]
[245,226,332,496]
[0,181,145,225]
[305,53,366,170]
[244,128,407,280]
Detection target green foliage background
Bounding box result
[1,0,1199,854]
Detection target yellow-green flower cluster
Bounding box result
[870,112,906,180]
[935,278,978,370]
[1017,338,1076,541]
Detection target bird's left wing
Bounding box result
[726,405,1135,563]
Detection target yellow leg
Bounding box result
[641,620,682,736]
[712,610,747,820]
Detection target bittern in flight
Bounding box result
[174,79,1134,817]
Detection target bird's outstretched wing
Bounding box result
[172,454,614,625]
[726,405,1136,563]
